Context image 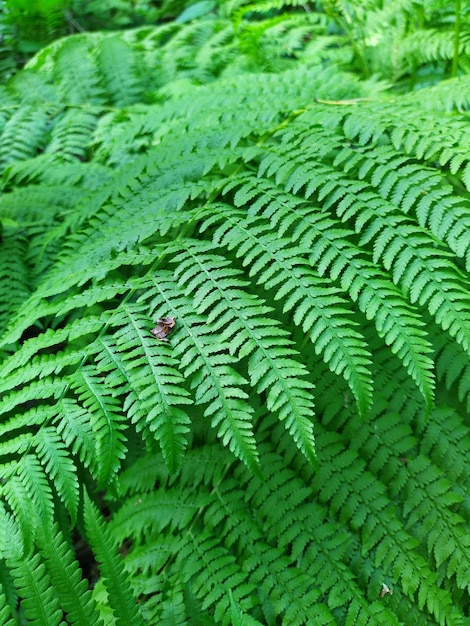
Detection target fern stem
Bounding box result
[451,0,461,78]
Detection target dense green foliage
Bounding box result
[0,1,470,624]
[0,0,197,77]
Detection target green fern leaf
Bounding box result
[2,511,63,626]
[0,106,50,170]
[202,203,374,416]
[83,490,145,626]
[69,366,128,486]
[172,240,316,463]
[110,489,198,548]
[178,531,255,624]
[29,36,106,105]
[45,109,98,162]
[0,475,36,556]
[98,35,143,107]
[0,583,16,626]
[0,232,30,330]
[139,272,261,472]
[1,10,470,624]
[301,218,435,407]
[33,427,79,523]
[37,523,104,626]
[7,552,64,626]
[16,455,54,528]
[96,303,192,473]
[55,399,98,472]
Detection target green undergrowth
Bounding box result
[0,6,469,625]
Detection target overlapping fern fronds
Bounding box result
[0,6,469,625]
[320,0,470,87]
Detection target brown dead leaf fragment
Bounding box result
[151,316,176,341]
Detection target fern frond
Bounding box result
[0,106,50,171]
[405,74,470,112]
[95,302,192,473]
[6,69,59,106]
[98,35,144,107]
[337,99,470,193]
[402,453,470,581]
[28,36,106,105]
[179,530,256,624]
[329,136,470,270]
[229,591,265,626]
[83,490,145,626]
[33,427,79,522]
[6,551,63,626]
[201,203,374,416]
[0,350,85,395]
[338,397,470,597]
[69,366,128,486]
[54,399,98,471]
[45,109,98,161]
[419,405,470,496]
[309,428,464,624]
[172,239,316,463]
[223,175,436,406]
[110,489,197,548]
[140,272,261,472]
[0,316,103,380]
[400,27,465,67]
[110,440,406,625]
[1,475,36,556]
[362,219,470,347]
[1,509,62,626]
[15,455,54,528]
[115,451,168,497]
[36,523,104,626]
[0,232,30,331]
[0,582,16,626]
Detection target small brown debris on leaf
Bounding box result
[151,316,176,341]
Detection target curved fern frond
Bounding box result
[171,239,316,463]
[0,582,16,626]
[69,366,128,486]
[1,475,36,556]
[95,302,192,473]
[83,490,145,626]
[435,335,470,413]
[0,106,50,171]
[201,203,374,416]
[33,427,79,522]
[0,232,30,331]
[27,36,106,105]
[308,427,464,625]
[48,399,96,478]
[98,35,144,107]
[7,552,63,626]
[222,174,436,407]
[44,108,98,161]
[15,455,55,529]
[1,509,63,626]
[36,523,104,626]
[140,272,261,472]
